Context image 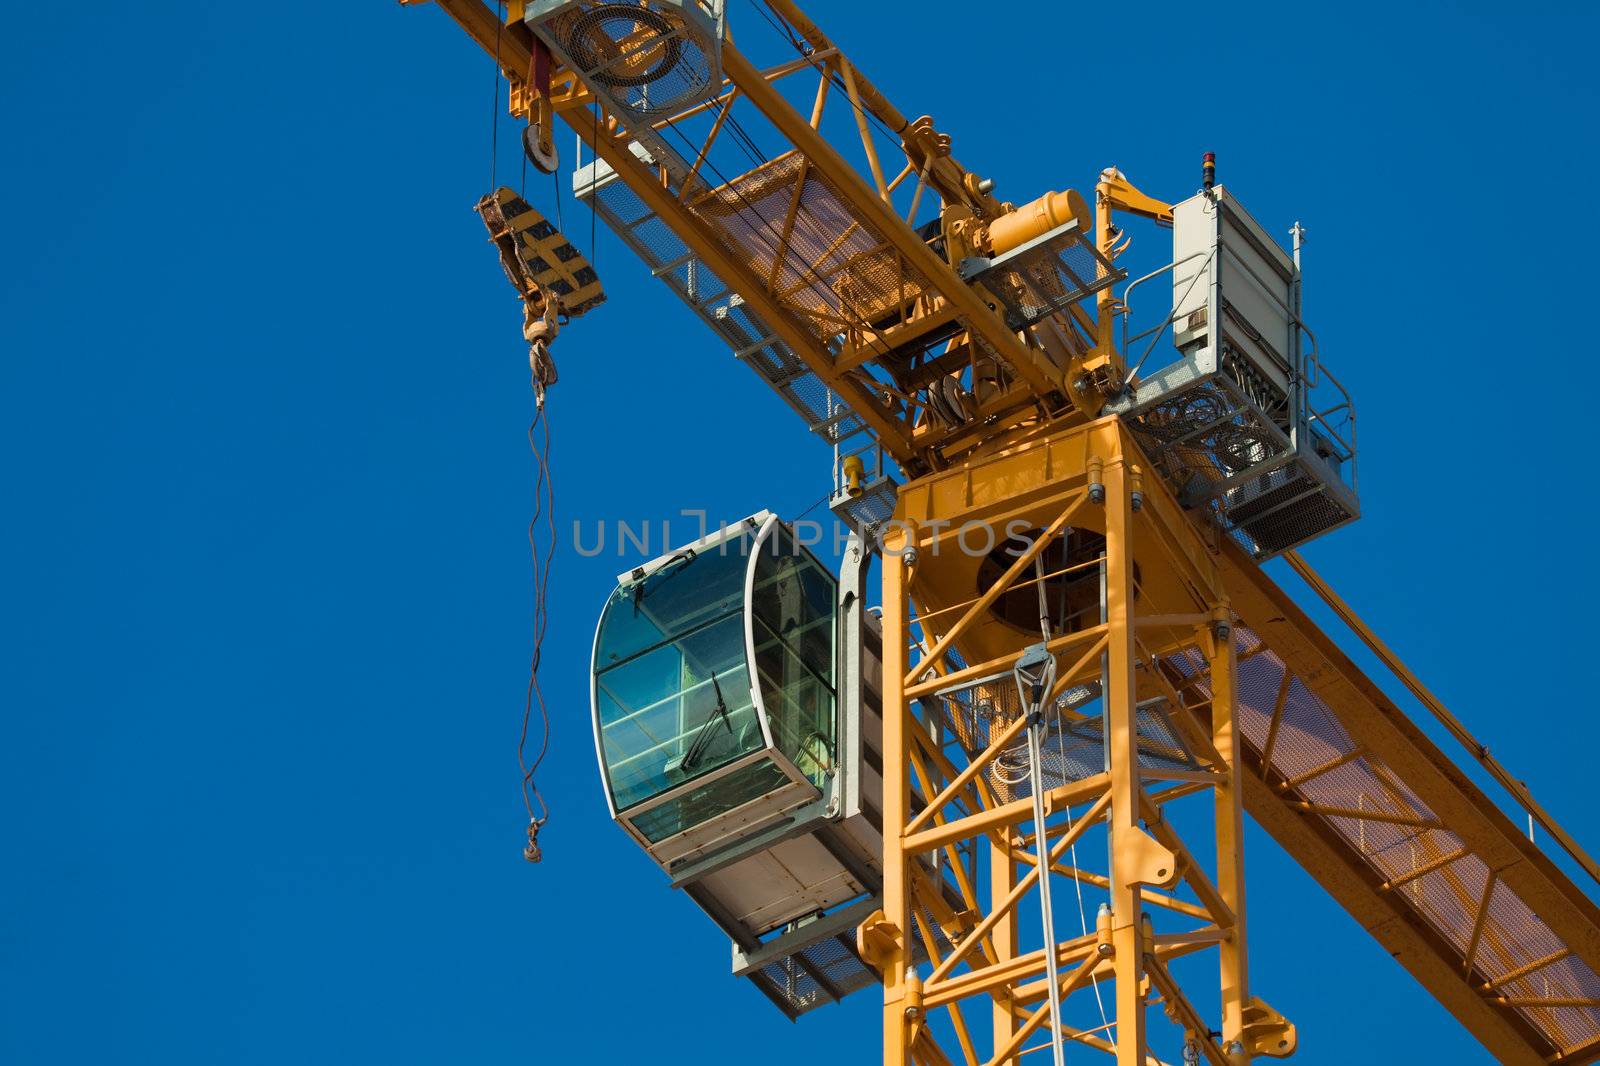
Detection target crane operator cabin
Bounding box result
[404,2,1600,1064]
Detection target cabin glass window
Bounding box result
[750,525,838,787]
[593,533,765,814]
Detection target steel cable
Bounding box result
[489,2,504,189]
[518,392,557,860]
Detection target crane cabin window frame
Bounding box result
[590,512,839,865]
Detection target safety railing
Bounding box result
[1117,249,1214,389]
[1296,321,1358,495]
[1115,250,1357,495]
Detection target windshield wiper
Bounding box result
[681,673,733,771]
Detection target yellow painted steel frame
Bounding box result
[872,416,1288,1065]
[1087,171,1172,387]
[408,0,1101,475]
[407,4,1600,1063]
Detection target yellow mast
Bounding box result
[404,4,1600,1063]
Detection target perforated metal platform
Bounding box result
[830,474,898,542]
[576,146,869,445]
[1110,186,1358,558]
[1161,589,1600,1062]
[738,894,950,1018]
[1122,372,1357,559]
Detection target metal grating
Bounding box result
[1165,628,1600,1057]
[576,150,868,445]
[1124,375,1356,559]
[747,898,950,1019]
[752,931,876,1018]
[532,1,723,117]
[686,150,932,341]
[1223,463,1357,559]
[830,474,898,542]
[681,147,1030,419]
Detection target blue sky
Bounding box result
[3,1,1598,1063]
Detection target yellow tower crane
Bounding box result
[402,2,1600,1063]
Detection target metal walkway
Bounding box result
[1207,549,1600,1064]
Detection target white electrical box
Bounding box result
[1170,188,1297,398]
[1111,185,1358,558]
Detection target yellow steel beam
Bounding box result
[883,537,912,1066]
[720,43,1064,403]
[905,625,1105,702]
[908,495,1088,687]
[1146,959,1231,1066]
[561,98,919,460]
[990,831,1018,1053]
[1284,550,1600,889]
[984,954,1101,1066]
[1104,454,1150,1066]
[1010,937,1221,1010]
[1237,763,1552,1064]
[925,792,1112,987]
[1039,864,1213,923]
[1289,801,1442,830]
[1141,796,1237,930]
[1381,847,1471,890]
[414,0,925,462]
[1484,947,1572,990]
[410,0,529,73]
[1209,620,1251,1061]
[1222,543,1600,979]
[903,711,1029,836]
[760,0,1003,220]
[903,775,1112,856]
[922,933,1100,1010]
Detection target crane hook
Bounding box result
[523,816,545,863]
[524,297,561,407]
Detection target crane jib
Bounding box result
[405,2,1600,1063]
